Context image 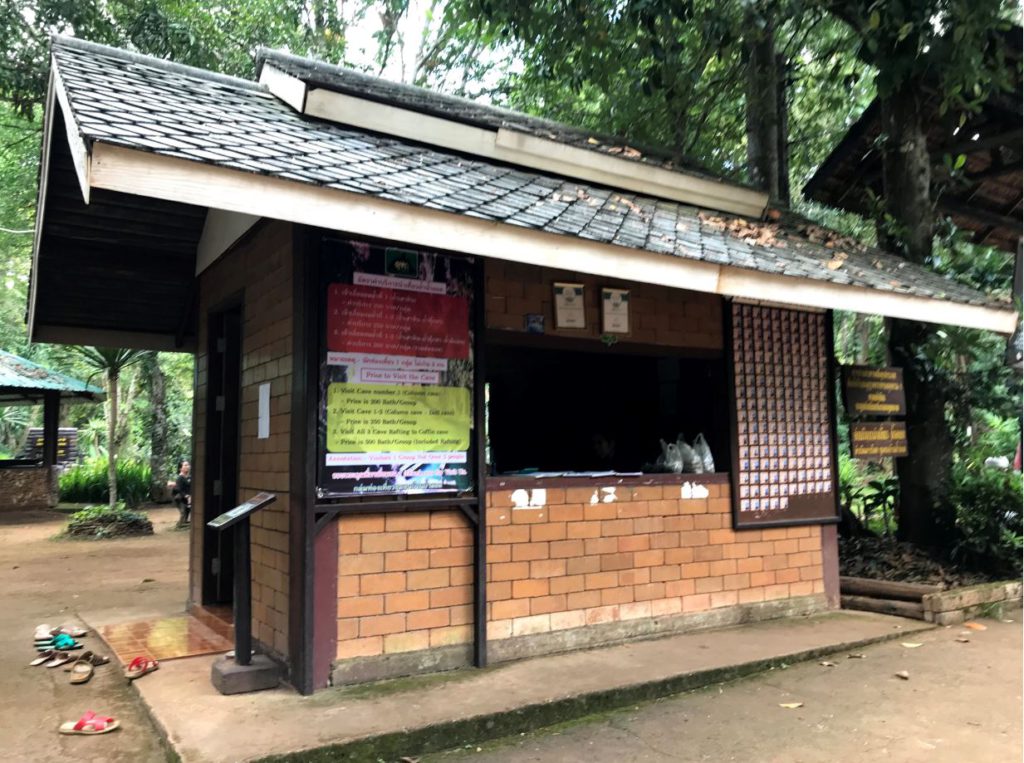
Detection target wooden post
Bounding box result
[42,391,60,467]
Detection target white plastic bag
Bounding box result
[659,439,683,473]
[677,434,703,474]
[692,433,715,473]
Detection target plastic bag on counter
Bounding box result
[658,439,684,473]
[692,433,715,473]
[677,434,703,474]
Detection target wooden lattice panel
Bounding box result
[729,303,838,528]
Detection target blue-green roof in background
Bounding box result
[0,350,105,405]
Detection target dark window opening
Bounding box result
[486,344,730,475]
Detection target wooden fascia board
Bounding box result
[27,69,59,345]
[268,67,768,218]
[717,269,1017,334]
[52,66,91,203]
[258,63,307,112]
[33,323,196,352]
[88,143,1019,335]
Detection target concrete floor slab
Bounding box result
[128,609,933,762]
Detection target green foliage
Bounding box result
[949,462,1023,578]
[59,457,152,507]
[65,503,154,539]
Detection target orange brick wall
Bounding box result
[334,480,824,662]
[484,481,823,641]
[485,260,722,350]
[193,219,293,658]
[335,511,475,660]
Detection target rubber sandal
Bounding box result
[35,624,86,640]
[30,650,56,667]
[46,652,73,668]
[69,659,94,685]
[37,633,76,650]
[58,711,120,735]
[124,656,159,680]
[62,651,109,670]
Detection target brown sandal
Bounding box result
[69,659,94,685]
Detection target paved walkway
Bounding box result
[426,608,1023,763]
[131,609,932,762]
[0,506,187,763]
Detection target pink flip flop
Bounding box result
[59,710,120,735]
[124,656,159,680]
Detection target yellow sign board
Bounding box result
[850,422,908,458]
[327,383,470,453]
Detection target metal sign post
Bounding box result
[207,492,277,689]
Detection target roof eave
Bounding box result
[83,141,1017,335]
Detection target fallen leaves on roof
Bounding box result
[698,212,786,248]
[606,145,642,159]
[797,223,868,253]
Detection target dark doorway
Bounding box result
[202,305,242,605]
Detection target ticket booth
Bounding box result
[28,38,1018,693]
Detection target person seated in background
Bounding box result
[172,459,191,527]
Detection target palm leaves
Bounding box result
[67,347,151,509]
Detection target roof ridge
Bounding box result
[51,35,265,93]
[254,47,745,188]
[255,47,570,129]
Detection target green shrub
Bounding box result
[59,456,152,507]
[949,463,1022,578]
[65,504,154,539]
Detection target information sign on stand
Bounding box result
[841,365,909,460]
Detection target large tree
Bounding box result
[824,0,1017,546]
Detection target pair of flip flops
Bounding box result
[35,624,87,640]
[31,649,109,673]
[30,650,76,668]
[66,652,111,684]
[36,633,81,651]
[59,710,119,736]
[124,656,159,681]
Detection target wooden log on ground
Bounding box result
[840,594,925,620]
[839,576,942,602]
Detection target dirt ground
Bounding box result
[0,506,187,763]
[0,507,1020,763]
[428,607,1023,763]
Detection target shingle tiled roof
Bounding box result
[51,36,1011,311]
[0,350,104,404]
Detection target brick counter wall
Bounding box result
[484,481,823,643]
[333,478,825,680]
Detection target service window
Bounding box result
[485,342,729,476]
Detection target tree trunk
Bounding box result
[107,367,118,510]
[743,9,787,206]
[144,353,170,501]
[878,79,955,548]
